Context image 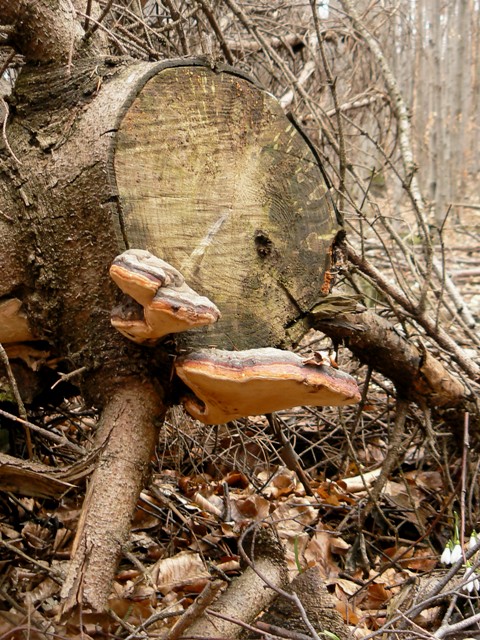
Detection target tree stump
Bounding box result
[0,57,341,611]
[114,61,340,351]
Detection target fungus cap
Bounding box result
[110,249,220,342]
[175,347,361,424]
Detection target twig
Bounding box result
[460,413,469,559]
[64,0,77,74]
[0,407,86,455]
[361,539,480,639]
[108,608,137,634]
[196,0,235,65]
[0,49,15,82]
[164,579,224,640]
[84,0,93,31]
[1,97,21,165]
[266,413,314,496]
[84,0,115,38]
[434,610,480,638]
[162,0,189,55]
[255,621,312,640]
[309,0,346,207]
[200,608,275,638]
[1,539,64,583]
[340,0,477,331]
[358,397,409,529]
[347,245,480,381]
[0,343,31,457]
[123,609,185,640]
[50,365,86,388]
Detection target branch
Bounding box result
[60,379,165,613]
[312,310,472,410]
[346,246,480,382]
[340,0,477,331]
[0,0,102,63]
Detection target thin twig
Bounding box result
[84,0,93,31]
[460,412,469,559]
[196,0,235,65]
[340,0,477,331]
[0,407,86,455]
[163,0,189,55]
[347,245,480,381]
[84,0,115,38]
[358,397,409,529]
[0,343,31,457]
[1,97,22,165]
[164,579,224,640]
[309,0,347,208]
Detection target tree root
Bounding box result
[60,379,165,614]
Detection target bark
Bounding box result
[0,219,24,296]
[312,310,470,409]
[0,452,77,498]
[186,529,288,639]
[259,566,355,640]
[0,0,101,63]
[345,247,480,382]
[61,380,164,613]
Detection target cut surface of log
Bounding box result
[114,63,340,351]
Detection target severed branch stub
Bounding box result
[109,249,221,343]
[175,348,361,424]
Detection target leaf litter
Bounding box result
[1,371,480,639]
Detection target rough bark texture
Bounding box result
[259,566,355,640]
[0,57,172,612]
[313,310,469,409]
[187,529,288,639]
[0,219,24,296]
[0,0,100,63]
[61,380,165,613]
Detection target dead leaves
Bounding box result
[1,394,474,640]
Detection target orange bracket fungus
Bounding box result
[109,249,360,424]
[109,249,221,343]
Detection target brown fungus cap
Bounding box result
[175,347,361,424]
[109,249,220,343]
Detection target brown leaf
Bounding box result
[150,551,210,596]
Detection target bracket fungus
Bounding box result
[109,249,221,343]
[175,348,361,424]
[109,250,360,424]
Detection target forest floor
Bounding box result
[0,207,479,640]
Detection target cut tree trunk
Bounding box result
[0,56,340,612]
[113,61,341,350]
